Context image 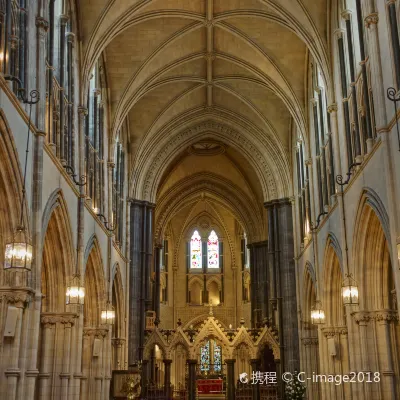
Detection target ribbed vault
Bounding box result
[79,0,330,204]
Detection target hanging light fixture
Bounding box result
[101,301,115,325]
[311,300,325,325]
[342,273,359,305]
[4,89,39,271]
[66,275,85,305]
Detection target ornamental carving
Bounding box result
[41,313,78,326]
[352,311,371,324]
[302,338,319,346]
[374,310,398,323]
[365,13,379,28]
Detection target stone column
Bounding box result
[154,244,162,326]
[264,199,299,373]
[128,200,155,365]
[141,359,149,397]
[225,359,236,400]
[375,311,397,399]
[353,312,372,400]
[187,359,197,400]
[250,359,260,400]
[38,318,55,399]
[364,11,387,130]
[4,301,24,399]
[163,359,172,399]
[60,317,74,400]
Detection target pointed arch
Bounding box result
[111,263,125,339]
[0,110,25,243]
[352,189,393,310]
[83,236,106,327]
[323,237,344,326]
[41,190,75,312]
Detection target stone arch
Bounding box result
[0,110,26,286]
[352,189,393,310]
[83,236,106,327]
[155,173,263,244]
[41,190,74,313]
[302,264,317,333]
[132,119,287,203]
[143,333,167,360]
[206,276,222,291]
[111,263,125,339]
[323,238,344,327]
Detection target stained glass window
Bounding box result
[213,341,222,372]
[190,230,202,269]
[200,341,210,372]
[207,230,219,268]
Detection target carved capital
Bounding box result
[334,28,345,38]
[352,311,371,324]
[78,107,88,117]
[302,337,319,346]
[59,14,69,25]
[341,9,352,20]
[365,13,379,28]
[66,32,76,44]
[327,103,338,114]
[374,310,398,323]
[35,17,49,33]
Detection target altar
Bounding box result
[197,378,223,394]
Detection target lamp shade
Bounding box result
[66,275,85,305]
[342,274,359,305]
[4,226,32,271]
[311,300,325,325]
[101,302,115,325]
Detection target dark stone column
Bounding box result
[163,359,172,399]
[264,198,300,374]
[154,245,162,326]
[250,359,260,400]
[187,359,197,400]
[141,360,149,397]
[225,359,236,400]
[128,200,155,366]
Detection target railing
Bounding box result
[236,382,278,400]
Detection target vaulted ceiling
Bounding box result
[78,0,330,237]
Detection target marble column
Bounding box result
[225,359,236,400]
[264,198,299,373]
[187,359,197,400]
[128,200,155,365]
[163,359,172,398]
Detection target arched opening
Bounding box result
[37,193,75,399]
[111,265,125,370]
[189,279,203,306]
[80,238,107,400]
[301,267,320,400]
[353,200,400,399]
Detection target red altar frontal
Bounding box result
[197,378,224,394]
